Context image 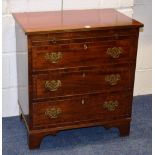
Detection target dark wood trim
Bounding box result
[28,118,131,149]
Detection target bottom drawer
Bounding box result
[32,91,133,128]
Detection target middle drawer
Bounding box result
[32,65,134,100]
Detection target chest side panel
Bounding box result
[15,22,29,126]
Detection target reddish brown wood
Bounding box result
[29,29,139,42]
[104,118,131,136]
[31,38,138,71]
[118,123,130,137]
[32,91,132,129]
[28,118,131,149]
[12,9,143,34]
[28,132,43,149]
[28,129,59,149]
[32,64,135,100]
[14,9,143,149]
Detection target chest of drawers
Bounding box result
[13,9,143,149]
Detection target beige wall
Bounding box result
[2,0,151,117]
[133,0,152,95]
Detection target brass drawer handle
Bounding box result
[45,80,61,91]
[107,47,123,58]
[45,52,62,63]
[84,44,88,50]
[103,100,119,111]
[45,107,61,119]
[105,74,120,86]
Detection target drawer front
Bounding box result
[32,91,132,128]
[31,38,137,71]
[32,65,134,100]
[29,28,139,42]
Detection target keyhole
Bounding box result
[82,72,86,78]
[84,44,88,50]
[81,99,85,105]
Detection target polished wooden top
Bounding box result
[13,9,143,34]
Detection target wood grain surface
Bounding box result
[14,9,143,149]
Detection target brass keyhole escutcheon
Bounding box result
[81,99,85,105]
[84,44,88,50]
[82,72,86,78]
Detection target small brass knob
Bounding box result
[51,38,57,44]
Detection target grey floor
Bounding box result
[3,95,152,155]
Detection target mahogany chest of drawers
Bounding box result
[13,9,143,149]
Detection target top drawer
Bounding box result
[29,28,139,43]
[31,38,138,71]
